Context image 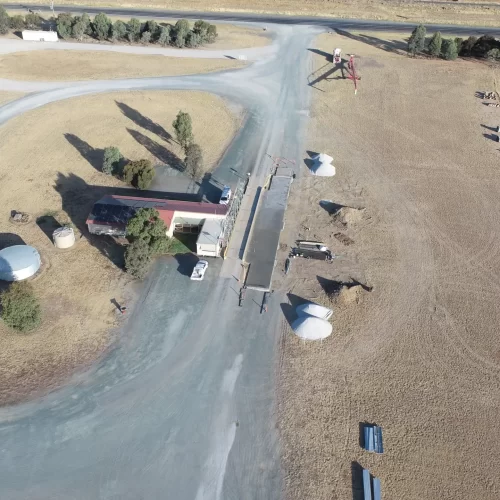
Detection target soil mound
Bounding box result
[334,207,364,225]
[337,285,364,305]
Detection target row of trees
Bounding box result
[0,8,218,48]
[0,7,43,34]
[101,111,204,190]
[408,24,500,62]
[56,13,217,48]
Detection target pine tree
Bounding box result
[408,24,426,56]
[428,32,443,57]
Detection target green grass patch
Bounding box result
[167,234,197,254]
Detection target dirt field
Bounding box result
[0,90,240,405]
[0,50,244,81]
[278,33,500,500]
[6,0,500,27]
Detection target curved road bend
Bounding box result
[4,3,500,35]
[0,25,318,500]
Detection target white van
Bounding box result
[219,186,232,205]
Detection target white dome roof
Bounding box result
[0,245,41,281]
[312,162,336,177]
[291,316,333,340]
[296,303,333,320]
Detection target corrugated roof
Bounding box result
[86,195,228,228]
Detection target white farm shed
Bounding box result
[196,219,224,257]
[0,245,41,281]
[22,30,58,42]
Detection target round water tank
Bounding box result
[296,302,333,320]
[291,315,332,340]
[53,226,75,249]
[0,245,41,282]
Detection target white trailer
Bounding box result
[22,30,58,42]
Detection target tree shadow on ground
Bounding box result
[308,48,332,62]
[335,28,407,54]
[127,129,184,171]
[116,101,172,143]
[317,275,373,293]
[174,252,199,276]
[36,215,61,243]
[483,132,499,141]
[64,133,104,172]
[53,172,126,269]
[0,233,25,250]
[351,461,364,500]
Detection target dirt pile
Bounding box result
[332,206,364,226]
[336,284,364,305]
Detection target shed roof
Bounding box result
[197,219,224,246]
[87,195,228,228]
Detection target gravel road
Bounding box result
[0,24,317,499]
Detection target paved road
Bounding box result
[0,24,316,499]
[4,2,500,35]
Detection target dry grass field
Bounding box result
[0,90,240,405]
[5,0,500,27]
[278,33,500,500]
[0,50,244,81]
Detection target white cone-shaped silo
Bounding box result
[291,315,332,340]
[296,302,333,320]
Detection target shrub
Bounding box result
[123,159,155,189]
[206,24,217,43]
[193,19,210,41]
[184,143,203,180]
[93,12,111,40]
[408,24,426,56]
[56,12,73,39]
[172,111,193,148]
[158,26,170,46]
[0,7,9,35]
[112,20,127,41]
[1,281,41,332]
[102,146,122,175]
[126,208,169,254]
[460,36,477,57]
[24,13,42,29]
[442,38,458,61]
[124,239,151,279]
[186,31,202,48]
[428,32,442,57]
[72,19,86,41]
[472,35,500,58]
[127,17,141,42]
[146,20,158,39]
[10,14,25,30]
[487,48,500,61]
[173,19,190,48]
[81,13,92,35]
[454,37,464,54]
[141,30,151,44]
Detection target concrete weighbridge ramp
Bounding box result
[244,168,293,291]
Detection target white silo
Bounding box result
[0,245,41,281]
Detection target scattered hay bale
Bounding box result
[337,285,364,305]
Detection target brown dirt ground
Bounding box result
[277,32,500,500]
[0,50,244,81]
[0,91,25,106]
[0,90,240,405]
[6,0,500,27]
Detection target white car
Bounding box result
[219,186,232,205]
[190,260,209,281]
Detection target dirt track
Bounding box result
[278,33,500,500]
